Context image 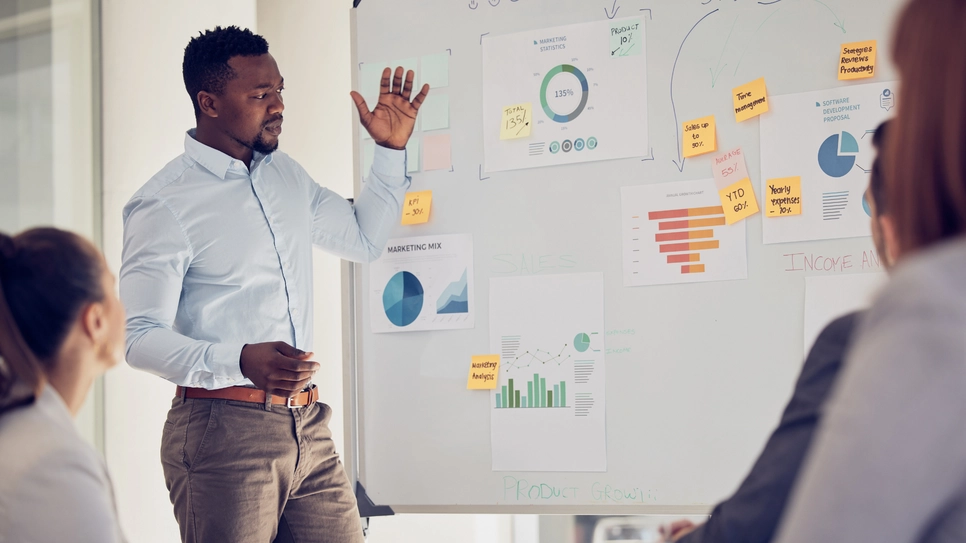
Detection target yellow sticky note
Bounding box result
[838,40,877,80]
[718,177,760,225]
[732,78,769,122]
[683,115,717,158]
[401,190,432,225]
[500,103,532,140]
[467,355,500,389]
[765,177,802,217]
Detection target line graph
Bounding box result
[501,335,572,371]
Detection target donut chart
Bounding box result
[540,64,590,123]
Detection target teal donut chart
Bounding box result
[540,64,590,123]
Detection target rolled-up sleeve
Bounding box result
[307,145,410,262]
[120,195,245,389]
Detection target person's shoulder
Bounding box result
[129,153,196,201]
[876,238,966,317]
[0,401,95,482]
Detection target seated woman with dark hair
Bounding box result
[0,228,127,542]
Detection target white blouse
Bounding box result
[0,385,126,542]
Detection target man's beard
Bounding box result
[251,132,279,154]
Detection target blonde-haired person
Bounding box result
[0,228,127,542]
[775,0,966,541]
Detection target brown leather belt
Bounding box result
[175,385,318,408]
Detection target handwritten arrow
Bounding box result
[671,9,719,172]
[479,165,490,181]
[813,0,846,33]
[604,0,620,19]
[710,15,738,88]
[469,0,478,9]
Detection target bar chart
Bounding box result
[495,374,567,409]
[489,273,607,472]
[621,179,748,286]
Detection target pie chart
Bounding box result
[574,332,591,353]
[818,131,858,178]
[382,271,424,327]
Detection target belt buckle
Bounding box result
[286,395,299,409]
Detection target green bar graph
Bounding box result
[495,374,572,409]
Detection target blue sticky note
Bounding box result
[390,57,419,91]
[359,62,385,107]
[406,137,421,173]
[419,94,449,132]
[420,52,449,89]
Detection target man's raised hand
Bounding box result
[350,66,429,151]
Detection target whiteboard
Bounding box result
[345,0,903,513]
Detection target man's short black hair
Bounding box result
[869,120,891,214]
[182,26,269,118]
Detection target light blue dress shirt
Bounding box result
[120,130,409,389]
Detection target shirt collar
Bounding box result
[184,129,274,179]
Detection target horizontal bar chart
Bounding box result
[658,217,727,230]
[655,229,714,242]
[647,206,723,220]
[659,240,720,253]
[667,253,700,264]
[682,264,705,274]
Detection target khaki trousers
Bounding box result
[160,396,364,543]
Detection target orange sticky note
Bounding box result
[467,355,500,389]
[401,190,432,225]
[500,103,532,140]
[683,115,717,158]
[718,177,760,224]
[732,78,769,122]
[765,177,802,217]
[838,40,877,80]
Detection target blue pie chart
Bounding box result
[574,332,591,353]
[818,132,857,178]
[383,271,424,327]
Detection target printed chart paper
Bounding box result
[621,179,748,287]
[369,234,474,333]
[760,81,897,244]
[804,273,886,354]
[490,273,606,472]
[482,17,648,172]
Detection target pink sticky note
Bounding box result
[711,147,750,191]
[423,134,452,171]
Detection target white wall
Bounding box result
[100,2,257,541]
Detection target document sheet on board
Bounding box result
[760,81,897,244]
[803,273,886,354]
[489,273,607,472]
[481,17,648,172]
[369,234,475,333]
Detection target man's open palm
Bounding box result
[351,66,429,151]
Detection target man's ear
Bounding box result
[881,215,901,265]
[197,91,219,119]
